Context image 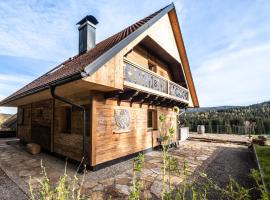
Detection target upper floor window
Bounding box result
[148,60,157,73]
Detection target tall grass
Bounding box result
[28,160,86,200]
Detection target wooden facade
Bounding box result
[1,5,198,169]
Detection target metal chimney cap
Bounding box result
[77,15,98,26]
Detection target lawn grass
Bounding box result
[255,144,270,192]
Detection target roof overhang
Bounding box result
[0,79,117,107]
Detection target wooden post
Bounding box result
[90,93,97,167]
[51,99,55,152]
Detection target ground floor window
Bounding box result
[147,109,157,130]
[61,107,71,133]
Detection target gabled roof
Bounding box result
[0,3,199,107]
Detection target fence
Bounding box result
[189,125,255,135]
[0,130,16,138]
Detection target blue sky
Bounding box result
[0,0,270,114]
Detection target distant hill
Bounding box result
[0,113,12,127]
[182,101,270,134]
[186,105,242,113]
[187,101,270,113]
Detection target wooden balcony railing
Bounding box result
[124,59,189,102]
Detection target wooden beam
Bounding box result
[139,93,151,105]
[149,96,159,105]
[131,92,149,103]
[104,90,123,100]
[91,94,97,166]
[124,90,139,102]
[160,98,173,107]
[51,99,55,152]
[140,94,156,104]
[156,97,167,106]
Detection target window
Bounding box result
[147,109,157,130]
[148,60,157,73]
[61,107,71,133]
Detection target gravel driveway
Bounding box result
[0,168,27,200]
[194,146,260,199]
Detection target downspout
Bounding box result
[50,85,87,169]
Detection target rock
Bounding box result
[115,184,130,195]
[115,178,131,185]
[141,168,153,175]
[148,159,162,164]
[150,181,162,198]
[87,191,104,200]
[140,190,152,199]
[141,173,155,182]
[151,167,162,174]
[83,179,98,189]
[144,162,158,169]
[150,180,168,198]
[92,184,104,191]
[196,155,208,161]
[99,178,114,187]
[142,180,152,189]
[170,176,183,186]
[104,186,126,199]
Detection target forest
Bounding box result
[180,101,270,135]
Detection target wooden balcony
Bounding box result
[123,59,189,104]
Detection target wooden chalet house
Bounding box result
[0,3,199,169]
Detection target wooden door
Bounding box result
[31,100,52,151]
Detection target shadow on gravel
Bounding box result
[193,146,260,200]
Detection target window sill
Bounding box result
[147,128,158,132]
[113,129,131,134]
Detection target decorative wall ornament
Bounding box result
[114,109,130,133]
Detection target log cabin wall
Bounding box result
[17,104,31,142]
[53,92,91,162]
[91,92,177,166]
[125,46,173,81]
[17,92,91,163]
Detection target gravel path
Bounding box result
[0,168,27,200]
[194,146,260,199]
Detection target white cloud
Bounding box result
[194,42,270,106]
[0,0,269,112]
[0,0,179,62]
[0,74,32,84]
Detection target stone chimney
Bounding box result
[77,15,99,54]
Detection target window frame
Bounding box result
[61,106,72,134]
[147,109,157,131]
[148,60,157,73]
